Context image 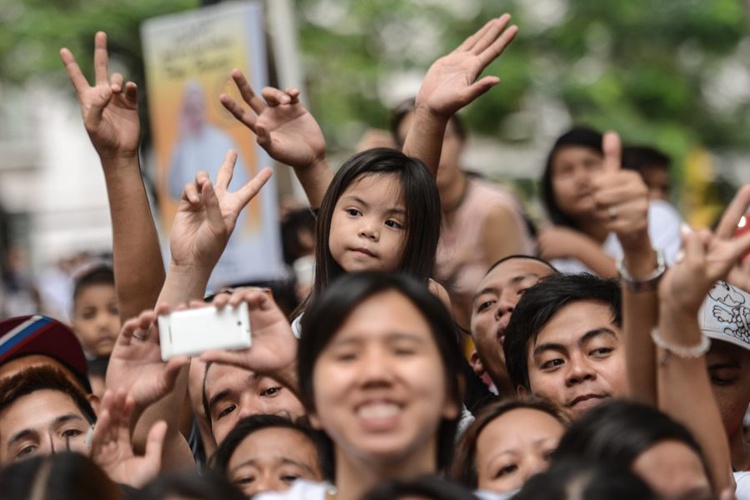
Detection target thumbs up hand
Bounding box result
[591,131,650,253]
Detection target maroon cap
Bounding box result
[0,315,90,392]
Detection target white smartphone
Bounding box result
[158,303,251,361]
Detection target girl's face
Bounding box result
[227,427,321,497]
[475,408,565,494]
[550,146,603,220]
[329,174,407,273]
[311,290,459,467]
[631,440,711,500]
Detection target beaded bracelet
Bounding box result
[651,328,711,363]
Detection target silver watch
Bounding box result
[617,249,666,292]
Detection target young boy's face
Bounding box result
[520,300,627,420]
[72,284,120,357]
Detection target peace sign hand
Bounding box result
[60,32,140,161]
[220,70,327,172]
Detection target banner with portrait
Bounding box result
[142,1,284,291]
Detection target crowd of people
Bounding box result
[0,12,749,500]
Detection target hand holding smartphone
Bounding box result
[157,303,251,361]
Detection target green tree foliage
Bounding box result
[2,0,748,165]
[0,0,198,149]
[296,0,750,160]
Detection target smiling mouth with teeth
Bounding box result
[357,402,401,420]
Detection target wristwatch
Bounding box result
[617,248,666,292]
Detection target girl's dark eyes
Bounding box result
[346,208,361,216]
[281,474,301,484]
[385,219,404,229]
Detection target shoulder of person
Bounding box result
[647,199,683,227]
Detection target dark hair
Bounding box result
[298,272,465,475]
[513,458,657,500]
[541,126,603,229]
[73,264,115,305]
[552,400,708,476]
[621,145,671,173]
[139,470,245,500]
[389,98,466,147]
[451,399,570,488]
[0,365,96,425]
[210,414,323,477]
[364,475,479,500]
[504,274,621,391]
[484,254,560,278]
[312,148,441,305]
[0,452,122,500]
[281,208,317,266]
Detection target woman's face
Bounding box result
[311,290,459,467]
[550,146,603,220]
[227,427,321,497]
[474,408,565,494]
[631,440,712,500]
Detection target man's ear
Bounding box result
[87,394,101,416]
[469,349,485,378]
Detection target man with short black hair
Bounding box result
[470,255,558,395]
[504,273,627,419]
[0,365,96,464]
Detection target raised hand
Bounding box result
[221,71,327,172]
[199,289,298,388]
[661,220,750,314]
[415,14,518,118]
[714,184,750,292]
[591,132,650,250]
[91,390,166,488]
[60,32,140,160]
[169,150,272,271]
[105,305,189,414]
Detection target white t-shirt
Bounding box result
[552,199,683,275]
[253,480,332,500]
[736,471,750,500]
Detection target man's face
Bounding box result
[471,259,555,387]
[204,363,305,444]
[521,300,627,420]
[0,389,92,463]
[706,340,750,439]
